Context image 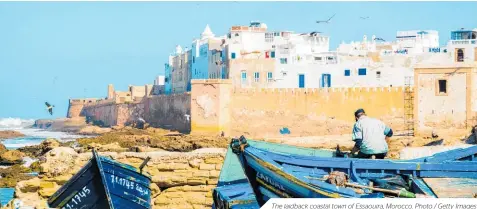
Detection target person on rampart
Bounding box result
[350,108,393,159]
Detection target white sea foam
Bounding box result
[0,118,35,130]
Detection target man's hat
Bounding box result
[354,109,365,118]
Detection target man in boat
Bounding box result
[350,108,393,159]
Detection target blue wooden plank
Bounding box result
[423,178,477,198]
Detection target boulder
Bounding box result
[40,138,59,152]
[0,143,6,154]
[87,142,128,152]
[0,150,25,164]
[38,181,59,198]
[40,147,78,177]
[150,183,161,198]
[16,178,40,193]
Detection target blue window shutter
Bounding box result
[231,53,236,59]
[271,51,275,58]
[344,69,350,76]
[358,68,367,76]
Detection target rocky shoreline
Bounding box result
[0,131,25,140]
[0,126,229,209]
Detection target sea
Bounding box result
[0,117,87,206]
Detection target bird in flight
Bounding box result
[45,102,54,115]
[374,37,386,42]
[360,16,369,20]
[316,14,336,24]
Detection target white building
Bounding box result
[395,30,439,54]
[447,29,477,63]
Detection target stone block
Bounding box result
[204,157,223,164]
[187,178,207,186]
[207,179,218,185]
[156,163,190,171]
[150,183,161,198]
[199,163,215,170]
[209,170,220,178]
[215,164,222,170]
[189,158,202,168]
[192,170,209,178]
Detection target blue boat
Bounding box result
[213,136,477,209]
[47,150,152,209]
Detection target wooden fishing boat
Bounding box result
[47,150,152,209]
[213,136,477,209]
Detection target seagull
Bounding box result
[45,102,54,115]
[360,16,369,20]
[316,14,336,24]
[374,37,386,42]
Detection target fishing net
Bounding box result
[327,171,348,186]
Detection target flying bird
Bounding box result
[360,16,369,20]
[316,14,336,24]
[45,102,54,115]
[374,37,386,42]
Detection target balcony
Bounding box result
[451,40,476,45]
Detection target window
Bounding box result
[344,69,350,76]
[241,71,247,84]
[265,33,274,43]
[274,32,280,36]
[280,58,288,64]
[376,71,381,79]
[231,52,236,59]
[235,33,239,37]
[227,33,231,39]
[358,68,367,76]
[437,79,448,95]
[193,56,195,63]
[267,72,273,82]
[254,72,260,82]
[271,51,276,58]
[315,57,322,61]
[456,49,464,62]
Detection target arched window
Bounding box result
[457,49,464,62]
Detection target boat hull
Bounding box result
[48,151,152,209]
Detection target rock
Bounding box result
[39,181,59,198]
[188,159,202,168]
[45,174,73,185]
[204,157,223,164]
[198,163,215,170]
[0,150,25,164]
[40,147,78,177]
[78,125,111,135]
[87,142,128,152]
[0,143,6,153]
[16,178,40,193]
[40,138,60,152]
[150,183,161,198]
[0,130,25,139]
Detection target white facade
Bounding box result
[272,55,413,88]
[395,30,439,53]
[447,29,477,63]
[154,76,165,86]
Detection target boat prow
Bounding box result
[47,150,152,209]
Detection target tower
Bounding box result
[107,84,114,99]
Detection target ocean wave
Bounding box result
[0,118,35,129]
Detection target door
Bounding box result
[321,74,331,88]
[298,74,305,88]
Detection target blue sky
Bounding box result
[0,1,476,119]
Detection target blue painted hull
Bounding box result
[48,150,152,209]
[213,138,477,209]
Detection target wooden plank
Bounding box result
[423,178,477,198]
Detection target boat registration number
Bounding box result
[257,172,286,191]
[61,186,91,209]
[110,174,149,197]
